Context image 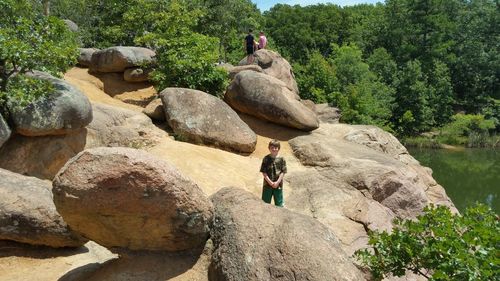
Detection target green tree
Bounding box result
[192,0,263,64]
[0,0,78,113]
[355,204,499,280]
[264,4,344,62]
[392,60,433,135]
[129,0,228,95]
[329,44,394,128]
[428,60,453,125]
[451,0,499,112]
[294,51,337,103]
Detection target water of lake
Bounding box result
[408,148,499,214]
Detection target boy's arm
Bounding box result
[275,172,285,186]
[262,172,274,187]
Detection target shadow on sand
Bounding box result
[58,246,206,281]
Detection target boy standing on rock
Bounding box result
[260,139,287,207]
[244,29,257,64]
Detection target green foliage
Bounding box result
[264,3,345,63]
[192,0,263,64]
[294,51,337,104]
[355,204,499,280]
[329,44,394,129]
[438,114,496,147]
[125,0,228,96]
[0,0,78,111]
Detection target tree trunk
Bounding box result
[43,0,50,16]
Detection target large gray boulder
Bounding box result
[240,49,299,94]
[8,72,93,136]
[78,48,99,67]
[209,187,365,281]
[289,124,455,218]
[225,70,319,131]
[53,147,214,251]
[0,113,10,147]
[160,88,256,153]
[90,46,156,73]
[0,168,87,248]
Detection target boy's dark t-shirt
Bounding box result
[245,34,254,48]
[260,154,287,188]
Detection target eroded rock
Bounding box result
[209,187,365,281]
[289,124,455,218]
[161,88,256,153]
[53,147,214,251]
[240,49,299,94]
[0,113,11,147]
[78,48,99,67]
[9,72,92,137]
[90,47,156,73]
[142,98,165,121]
[0,168,87,247]
[225,71,318,131]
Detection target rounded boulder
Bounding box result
[8,72,93,137]
[90,46,156,73]
[52,147,214,251]
[161,88,256,153]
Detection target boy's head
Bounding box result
[268,139,280,157]
[248,29,253,34]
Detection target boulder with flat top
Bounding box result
[90,47,156,73]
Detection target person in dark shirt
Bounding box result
[260,139,287,207]
[244,29,257,64]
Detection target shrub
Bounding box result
[438,114,495,147]
[355,204,499,280]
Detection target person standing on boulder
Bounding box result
[244,29,257,64]
[260,139,287,207]
[258,31,267,50]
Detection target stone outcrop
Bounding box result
[225,70,319,131]
[0,129,87,180]
[53,147,214,251]
[90,47,156,73]
[78,48,99,67]
[143,98,165,121]
[228,65,263,79]
[209,187,365,281]
[9,72,93,137]
[240,49,299,94]
[0,168,87,248]
[124,67,151,82]
[285,169,395,255]
[316,103,341,124]
[0,103,164,180]
[160,88,256,153]
[0,113,10,147]
[86,102,164,148]
[289,124,455,218]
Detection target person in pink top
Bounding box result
[258,31,267,50]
